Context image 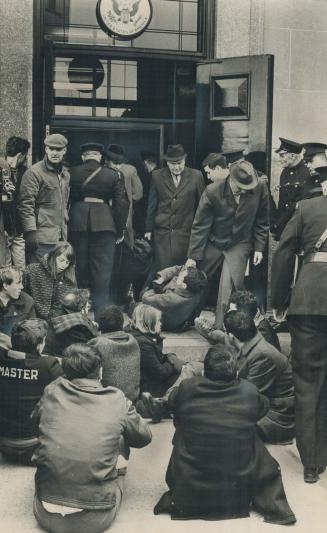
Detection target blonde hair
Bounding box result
[132,303,162,335]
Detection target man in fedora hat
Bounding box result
[186,160,269,329]
[105,144,143,307]
[145,144,204,271]
[271,165,327,483]
[68,142,129,318]
[273,137,311,241]
[18,133,70,264]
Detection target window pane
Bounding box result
[136,32,179,50]
[150,0,180,31]
[182,2,198,32]
[182,34,198,51]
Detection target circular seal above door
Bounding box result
[96,0,153,41]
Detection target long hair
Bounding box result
[46,242,76,283]
[131,303,162,336]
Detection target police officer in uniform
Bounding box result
[68,143,129,318]
[271,165,327,483]
[273,138,311,241]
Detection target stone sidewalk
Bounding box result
[1,421,327,532]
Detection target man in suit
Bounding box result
[272,137,311,241]
[154,344,295,525]
[271,165,327,483]
[186,160,269,329]
[68,143,129,318]
[145,144,204,271]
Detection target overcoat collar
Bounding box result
[240,331,263,358]
[161,166,190,196]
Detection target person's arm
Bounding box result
[246,352,279,395]
[130,167,143,202]
[195,172,205,208]
[156,265,181,283]
[253,180,270,257]
[187,189,214,262]
[257,391,270,420]
[271,207,302,311]
[42,357,64,385]
[141,339,179,382]
[17,168,39,233]
[111,174,130,238]
[123,398,152,448]
[145,178,158,234]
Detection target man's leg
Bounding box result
[88,231,116,318]
[27,243,56,264]
[10,235,26,270]
[215,258,234,329]
[69,232,89,289]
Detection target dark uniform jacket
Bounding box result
[165,376,269,519]
[0,349,63,439]
[188,176,269,262]
[0,291,36,336]
[18,158,70,244]
[271,194,327,315]
[238,332,294,436]
[274,160,311,240]
[68,159,129,237]
[33,378,151,510]
[146,166,204,269]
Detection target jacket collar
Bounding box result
[240,331,263,357]
[162,166,190,195]
[70,378,103,389]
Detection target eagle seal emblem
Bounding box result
[96,0,153,40]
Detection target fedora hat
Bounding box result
[164,144,187,162]
[229,160,258,190]
[106,144,128,163]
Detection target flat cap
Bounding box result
[303,142,327,160]
[80,142,104,153]
[44,133,68,149]
[222,149,245,165]
[275,138,302,154]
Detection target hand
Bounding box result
[144,232,152,241]
[185,258,196,268]
[116,235,124,245]
[24,231,38,254]
[253,251,263,266]
[166,353,184,372]
[273,309,288,323]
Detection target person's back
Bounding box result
[33,343,151,533]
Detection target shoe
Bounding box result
[141,392,166,423]
[318,466,326,475]
[304,467,319,483]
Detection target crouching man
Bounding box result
[32,343,152,533]
[155,345,295,525]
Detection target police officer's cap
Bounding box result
[303,142,327,160]
[222,149,244,165]
[315,166,327,183]
[80,142,104,154]
[44,133,68,149]
[275,138,302,154]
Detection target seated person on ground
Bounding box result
[154,344,296,525]
[0,266,35,337]
[196,289,281,351]
[0,319,63,464]
[128,303,185,415]
[142,265,207,331]
[89,305,141,403]
[45,289,99,355]
[32,343,152,533]
[224,310,295,444]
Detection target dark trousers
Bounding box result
[288,315,327,469]
[26,243,57,265]
[70,231,116,319]
[110,242,133,306]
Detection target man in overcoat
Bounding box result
[145,144,204,271]
[68,143,129,318]
[154,344,295,525]
[186,160,269,328]
[271,165,327,483]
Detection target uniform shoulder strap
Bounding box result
[82,166,102,188]
[314,229,327,251]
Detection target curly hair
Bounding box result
[204,344,237,382]
[5,136,30,157]
[184,267,207,293]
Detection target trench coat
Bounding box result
[146,166,204,270]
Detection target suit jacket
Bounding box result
[166,376,269,519]
[146,166,204,269]
[188,176,269,262]
[238,332,294,431]
[271,194,327,315]
[68,159,129,236]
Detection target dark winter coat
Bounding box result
[130,328,179,397]
[89,331,141,403]
[45,312,99,355]
[0,291,36,336]
[146,166,204,269]
[24,256,76,320]
[165,376,269,519]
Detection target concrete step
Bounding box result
[163,328,210,363]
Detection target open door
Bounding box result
[194,55,274,173]
[194,55,274,310]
